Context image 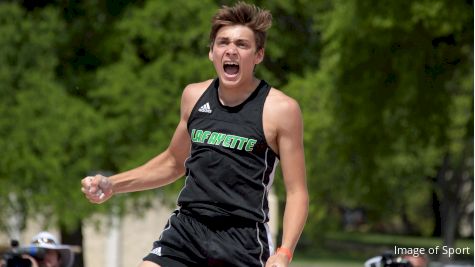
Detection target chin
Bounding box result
[219,74,242,87]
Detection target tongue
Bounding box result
[224,65,239,75]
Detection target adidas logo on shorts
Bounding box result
[151,247,162,256]
[198,102,212,113]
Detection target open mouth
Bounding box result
[223,62,240,75]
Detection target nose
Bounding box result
[225,45,238,57]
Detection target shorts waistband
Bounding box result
[178,208,257,228]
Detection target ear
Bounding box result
[209,48,213,62]
[254,48,264,65]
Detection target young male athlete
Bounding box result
[81,2,308,267]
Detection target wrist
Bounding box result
[276,246,293,262]
[102,176,114,193]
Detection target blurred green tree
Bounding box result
[286,0,473,255]
[0,2,105,255]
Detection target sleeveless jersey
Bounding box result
[177,78,279,223]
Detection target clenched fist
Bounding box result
[81,174,113,203]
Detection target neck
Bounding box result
[218,78,261,107]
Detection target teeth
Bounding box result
[224,62,239,66]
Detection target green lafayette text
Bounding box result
[191,129,257,152]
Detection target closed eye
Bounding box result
[236,41,250,48]
[217,40,228,46]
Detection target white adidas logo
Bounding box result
[198,102,212,113]
[151,247,162,256]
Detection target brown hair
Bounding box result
[209,2,272,51]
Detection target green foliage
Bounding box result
[0,4,62,100]
[253,0,326,86]
[0,3,105,231]
[288,0,473,240]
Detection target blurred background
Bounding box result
[0,0,473,266]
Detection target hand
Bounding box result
[81,174,113,203]
[265,253,289,267]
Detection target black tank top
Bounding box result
[177,78,279,223]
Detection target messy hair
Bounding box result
[210,2,272,51]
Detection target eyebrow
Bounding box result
[216,37,251,43]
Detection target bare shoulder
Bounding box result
[263,88,302,151]
[266,88,302,120]
[181,79,214,117]
[182,79,214,101]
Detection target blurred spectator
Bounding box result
[1,231,73,267]
[29,231,74,267]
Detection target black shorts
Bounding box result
[143,209,274,267]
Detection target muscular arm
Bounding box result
[108,116,190,193]
[277,98,308,253]
[265,94,308,266]
[82,81,211,202]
